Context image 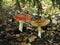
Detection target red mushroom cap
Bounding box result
[13,13,32,21]
[31,19,50,26]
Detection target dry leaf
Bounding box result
[26,43,31,45]
[20,42,26,45]
[28,35,37,42]
[15,34,20,38]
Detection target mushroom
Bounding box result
[31,19,50,38]
[13,13,32,32]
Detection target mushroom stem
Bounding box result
[38,26,42,38]
[19,21,24,32]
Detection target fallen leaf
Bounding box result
[15,34,20,38]
[28,35,37,42]
[26,43,31,45]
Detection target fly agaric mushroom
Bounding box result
[31,19,50,38]
[13,13,32,32]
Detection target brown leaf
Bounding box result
[15,34,20,38]
[28,35,37,42]
[26,43,31,45]
[20,42,26,45]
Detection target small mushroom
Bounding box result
[31,19,50,38]
[13,12,32,32]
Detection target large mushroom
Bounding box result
[31,19,50,38]
[13,13,32,32]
